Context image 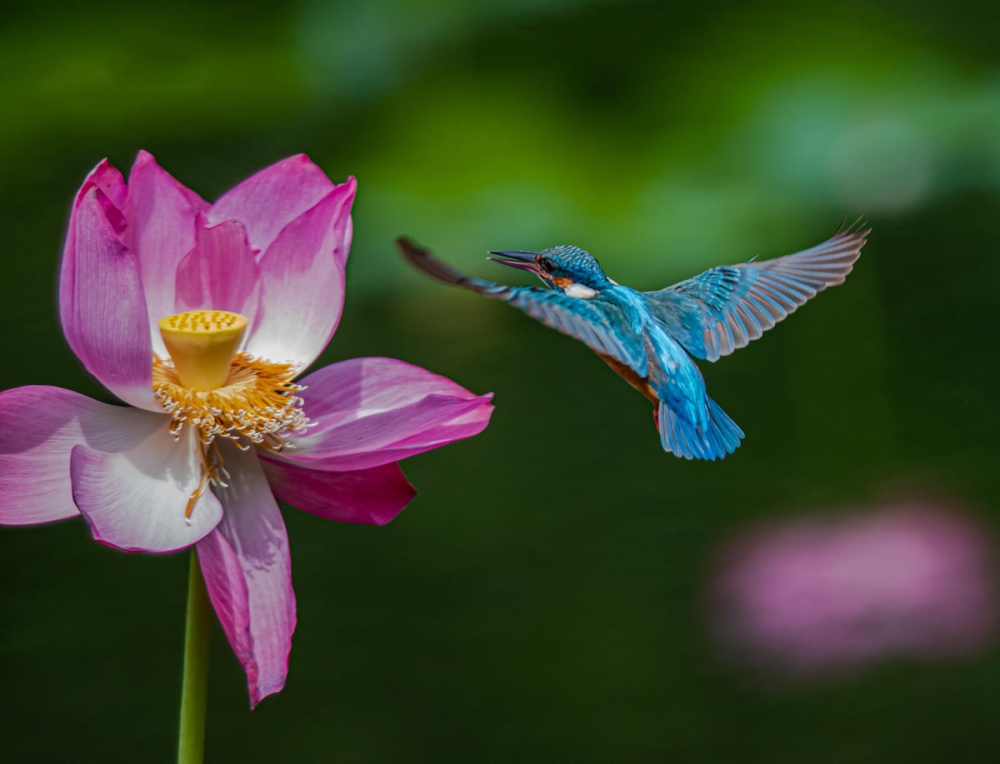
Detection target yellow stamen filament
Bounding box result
[183,441,232,520]
[185,466,210,520]
[154,352,309,449]
[159,310,248,391]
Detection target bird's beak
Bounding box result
[487,250,542,274]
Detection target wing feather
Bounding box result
[643,223,868,361]
[504,288,649,376]
[397,237,649,377]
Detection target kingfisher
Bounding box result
[396,224,868,460]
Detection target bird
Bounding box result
[396,223,868,460]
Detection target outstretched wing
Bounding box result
[643,224,868,362]
[397,237,649,376]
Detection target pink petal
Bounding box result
[71,425,223,553]
[69,158,128,216]
[175,217,261,323]
[89,157,129,208]
[278,357,494,470]
[123,151,207,357]
[59,186,160,411]
[244,180,355,368]
[197,529,252,681]
[298,356,489,424]
[59,159,126,350]
[206,154,336,255]
[0,386,164,525]
[198,443,295,708]
[259,457,416,525]
[289,395,493,470]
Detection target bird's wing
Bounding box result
[502,287,650,376]
[398,237,649,376]
[643,223,868,362]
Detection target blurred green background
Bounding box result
[3,0,1000,761]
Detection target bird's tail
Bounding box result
[657,397,744,460]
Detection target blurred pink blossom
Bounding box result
[708,502,998,680]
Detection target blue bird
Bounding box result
[396,224,868,459]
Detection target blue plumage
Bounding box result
[397,224,868,460]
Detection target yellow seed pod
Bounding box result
[159,310,248,391]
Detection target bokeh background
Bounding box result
[3,0,1000,761]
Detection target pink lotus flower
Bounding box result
[0,152,493,707]
[708,502,998,682]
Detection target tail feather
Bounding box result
[657,397,744,460]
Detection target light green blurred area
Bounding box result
[2,1,1000,761]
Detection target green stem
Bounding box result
[178,549,212,764]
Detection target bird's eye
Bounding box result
[541,258,555,271]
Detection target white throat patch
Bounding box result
[563,283,598,299]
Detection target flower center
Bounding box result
[159,310,248,391]
[153,310,311,519]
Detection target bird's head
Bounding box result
[487,245,610,291]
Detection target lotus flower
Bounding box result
[0,152,494,706]
[708,502,998,682]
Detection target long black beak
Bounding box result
[487,250,541,274]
